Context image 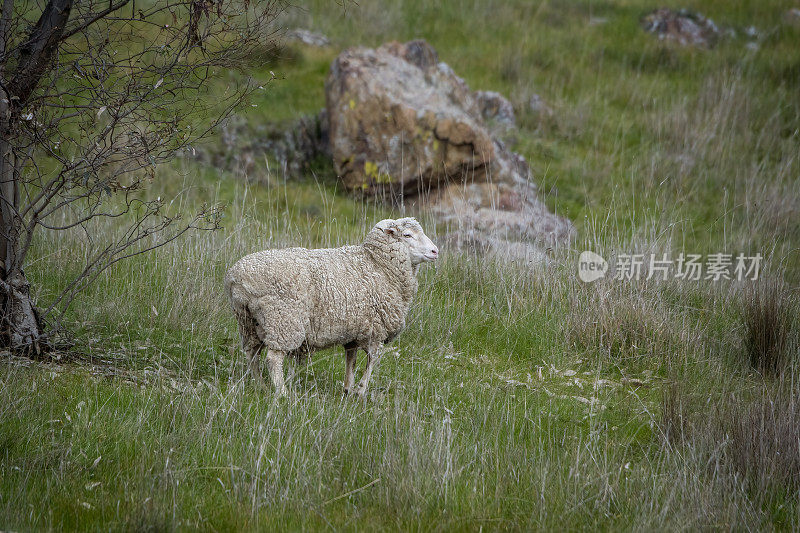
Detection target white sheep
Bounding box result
[224,218,439,396]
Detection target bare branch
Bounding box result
[43,204,222,320]
[8,0,73,108]
[59,0,131,42]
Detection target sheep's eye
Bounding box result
[403,233,412,238]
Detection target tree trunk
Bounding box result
[0,112,46,354]
[0,269,45,354]
[0,0,73,353]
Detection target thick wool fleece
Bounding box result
[224,222,420,358]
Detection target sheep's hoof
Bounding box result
[344,387,366,399]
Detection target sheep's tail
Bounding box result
[224,272,258,351]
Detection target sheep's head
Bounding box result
[374,217,439,265]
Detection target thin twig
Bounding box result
[323,478,381,505]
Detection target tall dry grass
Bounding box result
[742,278,796,376]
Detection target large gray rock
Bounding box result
[326,41,492,193]
[325,40,573,251]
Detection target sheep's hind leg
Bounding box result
[265,349,288,397]
[354,343,382,397]
[242,334,268,391]
[343,343,357,395]
[248,348,268,391]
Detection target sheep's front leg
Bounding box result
[354,343,382,397]
[265,349,288,397]
[343,344,358,395]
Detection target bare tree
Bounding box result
[0,0,282,354]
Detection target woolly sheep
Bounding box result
[224,217,439,396]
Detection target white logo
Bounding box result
[578,251,608,283]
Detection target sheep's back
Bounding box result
[225,248,310,300]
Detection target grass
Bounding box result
[2,0,800,530]
[743,278,796,376]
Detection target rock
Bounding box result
[641,8,720,48]
[326,40,490,193]
[528,94,546,113]
[325,40,573,247]
[285,28,330,47]
[261,110,331,176]
[785,8,800,26]
[475,90,516,129]
[528,93,554,123]
[443,229,547,264]
[187,111,330,180]
[743,25,759,39]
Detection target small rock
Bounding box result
[641,8,720,48]
[285,28,330,47]
[672,153,695,175]
[785,8,800,26]
[528,94,554,120]
[593,379,619,389]
[475,90,516,129]
[622,377,648,388]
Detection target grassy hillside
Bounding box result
[2,0,799,530]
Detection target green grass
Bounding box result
[3,0,800,530]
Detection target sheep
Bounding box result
[224,217,439,396]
